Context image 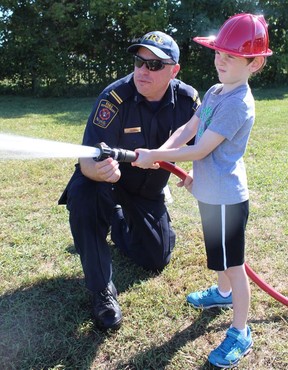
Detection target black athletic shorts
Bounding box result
[198,200,249,271]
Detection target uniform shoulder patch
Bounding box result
[93,99,119,129]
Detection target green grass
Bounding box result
[0,88,287,370]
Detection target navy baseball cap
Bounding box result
[127,31,180,63]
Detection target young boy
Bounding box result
[132,13,273,368]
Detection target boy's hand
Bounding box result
[177,169,193,192]
[132,148,160,169]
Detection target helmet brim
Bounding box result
[193,36,273,58]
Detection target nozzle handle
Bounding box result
[93,143,137,162]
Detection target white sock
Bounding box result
[218,288,232,298]
[231,325,247,338]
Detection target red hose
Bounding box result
[158,161,187,181]
[244,264,288,306]
[158,161,288,306]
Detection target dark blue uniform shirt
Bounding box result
[82,73,200,199]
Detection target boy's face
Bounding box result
[214,51,252,85]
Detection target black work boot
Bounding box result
[92,281,122,331]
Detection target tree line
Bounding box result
[0,0,287,97]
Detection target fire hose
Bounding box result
[94,143,288,306]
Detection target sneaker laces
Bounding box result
[201,288,213,298]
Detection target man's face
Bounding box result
[133,47,180,101]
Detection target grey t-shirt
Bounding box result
[192,83,255,205]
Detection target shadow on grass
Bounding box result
[0,246,156,370]
[1,243,286,370]
[0,277,102,369]
[0,95,94,125]
[115,309,288,370]
[115,307,224,370]
[252,86,288,101]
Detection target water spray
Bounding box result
[0,133,136,162]
[1,133,287,306]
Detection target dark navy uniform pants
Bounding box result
[66,174,176,293]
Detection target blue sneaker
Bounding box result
[186,285,233,309]
[208,326,253,368]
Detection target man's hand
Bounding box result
[79,157,121,183]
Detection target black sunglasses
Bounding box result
[134,55,176,71]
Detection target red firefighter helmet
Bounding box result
[193,13,273,57]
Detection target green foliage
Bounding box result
[0,0,287,96]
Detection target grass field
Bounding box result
[0,88,287,370]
